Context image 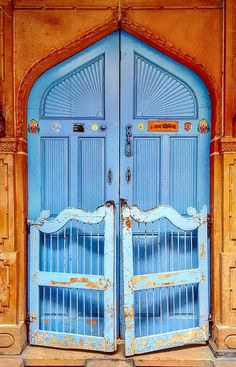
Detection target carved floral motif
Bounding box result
[221,142,236,153]
[0,142,18,153]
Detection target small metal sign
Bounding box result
[148,121,178,132]
[73,123,84,132]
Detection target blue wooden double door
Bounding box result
[28,30,210,352]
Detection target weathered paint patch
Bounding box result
[50,276,105,289]
[200,243,205,258]
[131,269,201,290]
[125,218,131,229]
[87,320,97,325]
[33,330,114,352]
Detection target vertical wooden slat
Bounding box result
[29,226,40,342]
[198,206,209,333]
[103,201,116,351]
[122,201,135,356]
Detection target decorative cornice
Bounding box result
[0,1,11,6]
[221,142,236,153]
[12,0,223,11]
[220,138,236,153]
[0,141,17,153]
[17,15,220,138]
[0,138,27,153]
[123,5,223,10]
[14,5,118,10]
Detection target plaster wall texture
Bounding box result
[0,0,236,360]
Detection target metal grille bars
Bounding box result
[28,201,116,352]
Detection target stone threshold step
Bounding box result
[0,359,24,367]
[86,360,134,367]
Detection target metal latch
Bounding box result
[26,312,37,324]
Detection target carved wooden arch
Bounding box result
[16,15,220,138]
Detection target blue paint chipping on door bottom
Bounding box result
[121,201,209,356]
[29,202,116,352]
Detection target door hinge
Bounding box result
[207,214,213,228]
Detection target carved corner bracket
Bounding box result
[0,137,27,153]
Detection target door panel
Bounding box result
[77,138,105,210]
[170,137,198,212]
[28,32,119,220]
[121,201,209,356]
[41,137,69,215]
[120,31,210,212]
[133,138,161,210]
[28,32,119,352]
[120,31,210,355]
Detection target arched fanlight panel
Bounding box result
[134,53,197,119]
[40,54,105,119]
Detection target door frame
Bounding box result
[17,15,219,352]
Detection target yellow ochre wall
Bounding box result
[0,0,235,355]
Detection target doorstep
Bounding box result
[1,341,217,367]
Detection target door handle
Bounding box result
[125,125,133,157]
[126,167,131,184]
[107,169,112,185]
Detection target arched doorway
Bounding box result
[27,30,211,355]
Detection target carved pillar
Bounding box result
[0,0,27,354]
[207,0,236,356]
[211,139,236,356]
[224,0,236,137]
[0,138,27,354]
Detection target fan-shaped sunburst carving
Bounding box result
[135,53,197,119]
[41,55,104,119]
